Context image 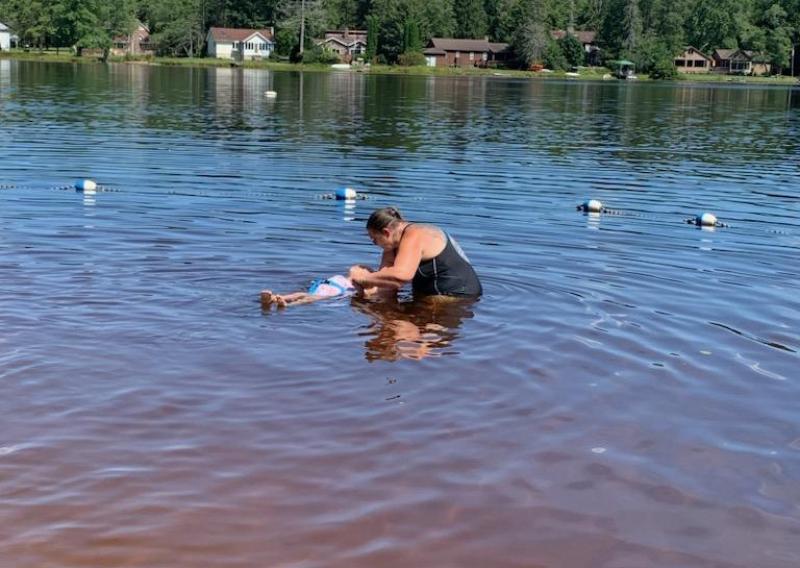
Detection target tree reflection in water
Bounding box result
[351,296,477,361]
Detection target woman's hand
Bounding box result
[349,265,372,285]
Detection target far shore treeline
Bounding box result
[1,0,799,76]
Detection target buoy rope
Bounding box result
[684,217,730,228]
[319,193,369,200]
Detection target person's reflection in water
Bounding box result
[351,295,477,361]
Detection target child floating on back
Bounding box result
[261,272,378,310]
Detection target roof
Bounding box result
[427,38,493,52]
[324,29,367,36]
[551,30,597,44]
[316,35,366,48]
[713,48,737,60]
[489,43,510,54]
[679,46,711,60]
[208,27,274,43]
[0,22,10,32]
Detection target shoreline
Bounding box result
[2,51,798,85]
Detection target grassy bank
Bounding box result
[0,51,616,80]
[2,50,798,84]
[675,72,798,85]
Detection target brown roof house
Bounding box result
[550,29,600,65]
[207,27,274,61]
[315,29,367,63]
[423,38,510,68]
[111,22,154,57]
[713,48,772,75]
[674,47,712,73]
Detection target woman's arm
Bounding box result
[351,230,422,289]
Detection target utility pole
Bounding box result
[569,0,576,34]
[299,0,305,55]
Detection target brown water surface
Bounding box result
[1,61,799,567]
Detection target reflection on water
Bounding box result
[353,296,476,361]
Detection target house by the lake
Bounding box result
[207,27,274,61]
[314,29,367,62]
[0,22,11,51]
[422,38,510,68]
[111,22,153,57]
[674,47,713,73]
[550,29,600,65]
[713,48,772,75]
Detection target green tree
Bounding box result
[543,39,567,68]
[365,14,378,60]
[514,20,549,66]
[559,32,585,66]
[402,19,422,52]
[370,0,404,62]
[688,0,745,51]
[454,0,488,39]
[622,0,642,55]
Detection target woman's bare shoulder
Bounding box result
[407,223,445,240]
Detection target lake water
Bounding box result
[1,59,799,567]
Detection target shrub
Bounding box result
[297,46,341,65]
[397,51,426,66]
[649,56,678,80]
[558,34,585,67]
[543,40,568,71]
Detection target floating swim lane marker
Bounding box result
[264,90,277,98]
[696,212,717,227]
[577,199,603,213]
[686,212,728,228]
[320,187,368,200]
[335,186,358,200]
[74,179,97,193]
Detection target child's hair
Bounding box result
[366,207,404,232]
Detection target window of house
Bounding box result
[675,59,685,67]
[694,60,705,68]
[469,52,474,61]
[455,51,460,58]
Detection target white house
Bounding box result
[0,22,11,51]
[207,27,274,61]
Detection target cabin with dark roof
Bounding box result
[422,38,510,68]
[314,29,367,63]
[713,48,772,75]
[111,23,153,57]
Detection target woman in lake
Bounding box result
[349,207,482,298]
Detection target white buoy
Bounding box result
[335,186,357,200]
[75,179,97,193]
[264,90,277,98]
[696,212,717,227]
[581,199,603,213]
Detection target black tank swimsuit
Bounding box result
[402,224,482,298]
